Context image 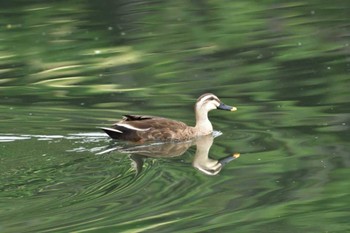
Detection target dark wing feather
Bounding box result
[122,115,154,121]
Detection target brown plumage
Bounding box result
[100,93,237,143]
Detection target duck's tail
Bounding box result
[99,127,123,139]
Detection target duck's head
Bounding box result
[195,93,237,113]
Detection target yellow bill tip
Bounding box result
[231,106,237,112]
[233,153,240,158]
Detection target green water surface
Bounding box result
[1,1,349,232]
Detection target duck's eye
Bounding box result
[208,97,215,101]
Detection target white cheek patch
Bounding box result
[214,100,220,107]
[197,98,207,106]
[196,94,221,111]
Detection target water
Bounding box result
[1,1,350,232]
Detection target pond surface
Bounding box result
[1,1,350,232]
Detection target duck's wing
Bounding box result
[100,115,156,141]
[115,115,162,132]
[102,114,192,142]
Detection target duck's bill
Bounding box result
[219,153,240,165]
[218,103,237,111]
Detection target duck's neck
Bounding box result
[194,110,213,136]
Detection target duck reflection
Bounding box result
[191,134,240,175]
[98,134,239,176]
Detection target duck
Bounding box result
[100,93,237,143]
